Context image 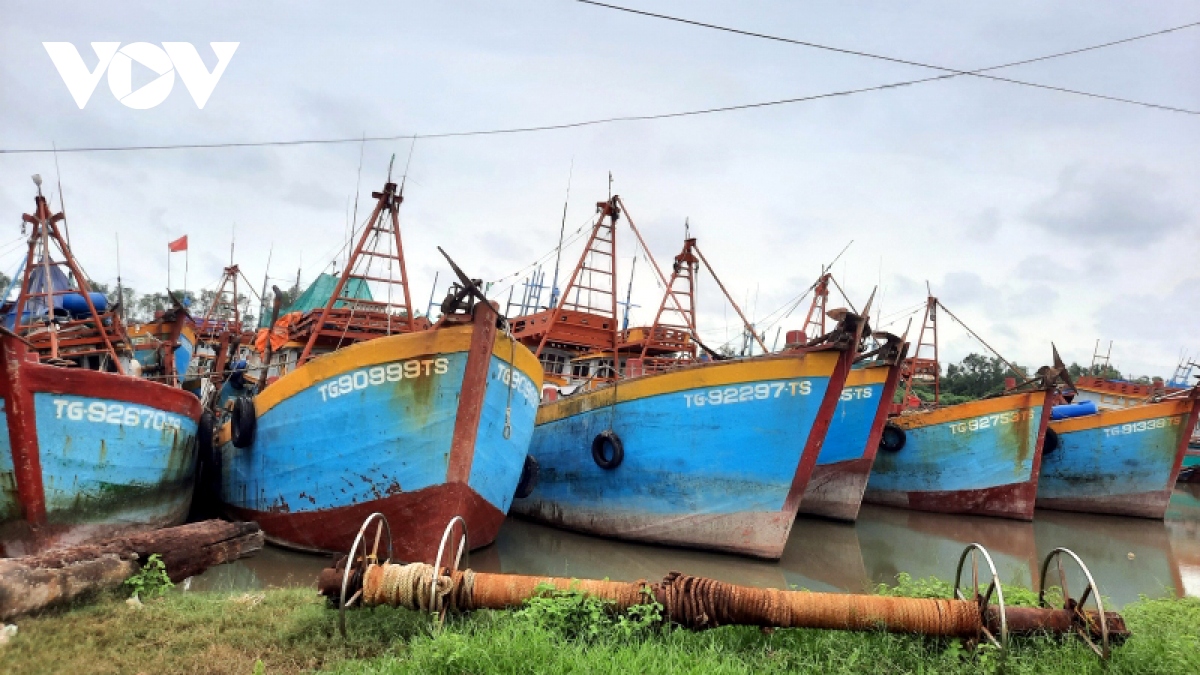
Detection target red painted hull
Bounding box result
[227,482,504,562]
[863,480,1038,521]
[1035,491,1174,520]
[797,458,874,522]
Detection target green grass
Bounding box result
[4,578,1199,675]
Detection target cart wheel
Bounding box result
[339,512,393,638]
[952,543,1008,653]
[1038,547,1110,659]
[431,516,469,622]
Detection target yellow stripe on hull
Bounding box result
[255,326,542,415]
[847,365,889,387]
[537,351,841,425]
[892,391,1047,429]
[1049,398,1194,434]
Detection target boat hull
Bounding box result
[218,312,541,562]
[864,391,1051,520]
[1038,398,1199,519]
[798,363,900,522]
[0,338,201,556]
[511,349,849,559]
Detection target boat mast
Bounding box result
[534,196,621,365]
[297,159,416,366]
[15,175,124,372]
[901,290,940,406]
[801,272,831,340]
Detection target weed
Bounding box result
[514,583,661,642]
[124,553,174,600]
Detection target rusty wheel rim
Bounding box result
[339,512,393,638]
[1038,547,1109,659]
[952,543,1008,652]
[431,516,469,623]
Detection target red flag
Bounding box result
[168,235,188,252]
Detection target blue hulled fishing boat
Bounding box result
[1,176,199,555]
[213,171,541,561]
[508,198,861,558]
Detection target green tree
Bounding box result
[1068,361,1122,380]
[941,353,1027,401]
[135,290,196,321]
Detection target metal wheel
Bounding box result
[431,516,469,621]
[1038,547,1110,659]
[952,543,1008,652]
[338,512,394,638]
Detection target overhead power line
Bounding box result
[574,1,1200,114]
[2,15,1195,156]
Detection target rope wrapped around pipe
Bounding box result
[358,563,981,636]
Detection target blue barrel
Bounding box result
[61,292,109,315]
[1051,400,1098,420]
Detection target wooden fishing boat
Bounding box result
[1037,390,1200,519]
[1069,365,1200,483]
[213,171,541,561]
[865,391,1052,520]
[862,296,1060,521]
[792,273,908,522]
[508,198,860,558]
[1,177,200,555]
[127,301,196,387]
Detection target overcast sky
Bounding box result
[2,1,1198,378]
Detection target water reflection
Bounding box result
[192,487,1200,608]
[856,505,1038,590]
[486,517,788,589]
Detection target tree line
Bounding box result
[904,353,1163,405]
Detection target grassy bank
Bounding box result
[3,578,1198,675]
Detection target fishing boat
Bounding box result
[863,295,1061,521]
[792,272,908,522]
[212,169,541,561]
[0,176,200,555]
[508,197,861,559]
[1066,351,1200,483]
[126,298,197,388]
[1037,384,1200,519]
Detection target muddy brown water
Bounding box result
[192,484,1200,609]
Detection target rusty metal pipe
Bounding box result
[319,564,1127,642]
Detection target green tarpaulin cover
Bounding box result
[259,272,373,327]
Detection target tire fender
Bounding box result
[880,423,907,452]
[231,397,257,449]
[592,430,625,470]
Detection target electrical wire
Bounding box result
[2,15,1195,156]
[573,1,1200,114]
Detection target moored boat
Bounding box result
[509,198,861,558]
[862,294,1061,520]
[793,273,908,522]
[1,177,200,555]
[127,300,197,387]
[1037,391,1200,518]
[799,355,905,522]
[213,172,541,561]
[864,390,1052,520]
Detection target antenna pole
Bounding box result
[52,142,71,249]
[426,271,440,319]
[115,234,124,321]
[548,159,573,309]
[621,255,637,330]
